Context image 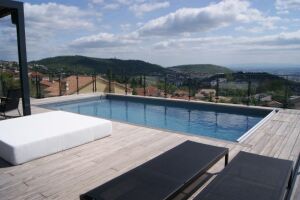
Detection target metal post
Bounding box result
[108,73,112,93]
[125,75,128,95]
[0,71,3,95]
[143,74,146,96]
[94,75,97,92]
[225,153,229,166]
[12,4,31,115]
[35,72,39,98]
[216,75,219,103]
[76,74,79,94]
[284,75,289,109]
[164,75,167,98]
[247,74,251,106]
[92,76,95,93]
[188,76,191,101]
[58,73,62,96]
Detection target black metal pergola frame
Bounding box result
[0,0,31,115]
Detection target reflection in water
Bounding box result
[164,106,167,126]
[246,116,249,131]
[215,113,218,133]
[144,104,147,126]
[93,102,98,116]
[55,99,266,142]
[109,100,112,119]
[187,109,191,132]
[125,101,128,121]
[77,105,81,114]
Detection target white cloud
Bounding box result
[241,30,300,46]
[120,23,132,31]
[153,30,300,50]
[103,3,120,10]
[116,0,132,5]
[23,2,101,59]
[138,0,280,36]
[90,0,105,5]
[276,0,300,13]
[69,33,140,49]
[24,3,96,30]
[0,17,18,60]
[129,1,170,16]
[235,26,264,33]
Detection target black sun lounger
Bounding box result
[80,141,229,200]
[194,151,294,200]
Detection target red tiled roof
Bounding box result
[65,75,93,95]
[41,80,60,97]
[30,72,43,78]
[135,86,160,96]
[40,75,132,97]
[40,80,53,87]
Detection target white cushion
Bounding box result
[0,111,112,165]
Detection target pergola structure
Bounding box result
[0,0,31,115]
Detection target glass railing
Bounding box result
[1,68,300,110]
[128,72,300,109]
[27,72,130,98]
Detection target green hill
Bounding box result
[169,64,233,75]
[30,55,168,76]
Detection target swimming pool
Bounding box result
[43,95,272,142]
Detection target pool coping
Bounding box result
[237,109,277,142]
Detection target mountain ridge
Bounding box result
[168,64,233,74]
[29,56,233,76]
[30,55,168,75]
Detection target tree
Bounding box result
[0,72,20,95]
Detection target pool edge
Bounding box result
[237,109,277,143]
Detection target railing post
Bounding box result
[284,75,289,109]
[164,75,167,98]
[94,74,97,92]
[0,71,3,96]
[143,74,146,96]
[215,75,219,103]
[247,74,251,106]
[92,76,94,93]
[59,73,62,96]
[35,72,39,98]
[76,74,79,94]
[188,76,191,101]
[108,75,111,93]
[125,75,128,95]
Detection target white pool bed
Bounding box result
[0,111,112,165]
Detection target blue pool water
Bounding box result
[45,96,270,142]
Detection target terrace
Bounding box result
[0,93,300,199]
[1,0,300,200]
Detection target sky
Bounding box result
[1,0,300,67]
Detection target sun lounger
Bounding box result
[194,151,293,200]
[0,111,112,165]
[80,141,229,200]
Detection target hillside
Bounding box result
[30,55,168,76]
[169,64,233,75]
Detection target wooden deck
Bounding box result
[0,95,299,200]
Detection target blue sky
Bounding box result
[1,0,300,67]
